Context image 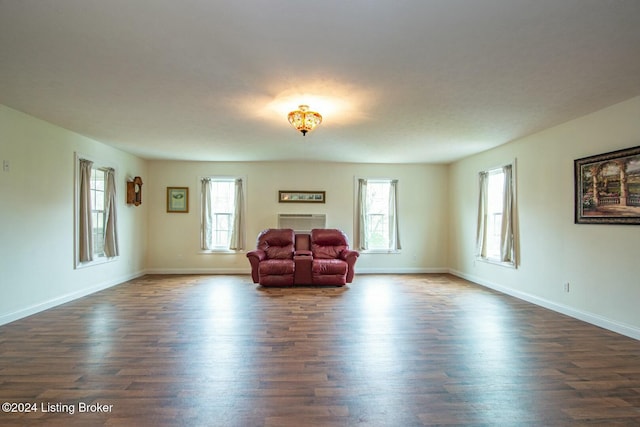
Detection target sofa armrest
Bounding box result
[340,249,359,283]
[340,249,359,262]
[246,250,266,283]
[247,249,266,261]
[294,250,312,257]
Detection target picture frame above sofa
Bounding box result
[279,190,325,203]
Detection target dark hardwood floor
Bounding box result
[0,274,639,426]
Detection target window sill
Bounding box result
[476,257,516,269]
[360,249,402,254]
[75,256,118,269]
[199,250,244,255]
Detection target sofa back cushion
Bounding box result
[256,228,295,259]
[310,229,349,259]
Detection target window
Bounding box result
[365,181,391,249]
[76,155,118,267]
[211,180,234,248]
[356,178,401,252]
[476,163,516,266]
[201,177,245,251]
[89,167,107,256]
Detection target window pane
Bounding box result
[94,191,105,211]
[212,181,234,213]
[367,213,388,249]
[486,170,504,260]
[91,168,107,256]
[94,176,104,192]
[209,180,236,248]
[366,181,391,250]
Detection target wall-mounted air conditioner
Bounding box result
[277,214,326,233]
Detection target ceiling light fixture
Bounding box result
[287,105,322,136]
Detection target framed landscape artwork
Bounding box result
[574,145,640,224]
[279,191,325,203]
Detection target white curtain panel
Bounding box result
[389,179,401,251]
[229,178,245,251]
[500,164,515,263]
[103,168,119,258]
[356,178,368,251]
[475,171,489,259]
[78,159,94,263]
[201,178,213,250]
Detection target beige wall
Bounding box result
[0,105,147,324]
[2,95,639,339]
[448,96,640,338]
[146,161,450,274]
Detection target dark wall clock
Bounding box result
[126,176,143,206]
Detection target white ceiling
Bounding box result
[1,0,640,164]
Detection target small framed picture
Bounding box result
[167,187,189,213]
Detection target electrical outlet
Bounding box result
[2,160,9,172]
[563,282,570,293]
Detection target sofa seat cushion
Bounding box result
[312,259,348,276]
[259,259,295,276]
[258,259,295,286]
[312,244,347,259]
[311,259,347,286]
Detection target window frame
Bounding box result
[200,175,247,254]
[89,166,108,257]
[476,160,517,268]
[74,153,118,269]
[484,168,505,261]
[210,178,236,250]
[355,177,402,254]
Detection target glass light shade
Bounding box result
[287,105,322,136]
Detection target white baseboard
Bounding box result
[144,267,448,275]
[357,267,449,274]
[144,268,250,275]
[0,270,146,327]
[449,268,640,341]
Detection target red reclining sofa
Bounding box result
[246,228,359,287]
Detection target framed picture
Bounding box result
[279,190,326,203]
[167,187,189,213]
[574,145,640,224]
